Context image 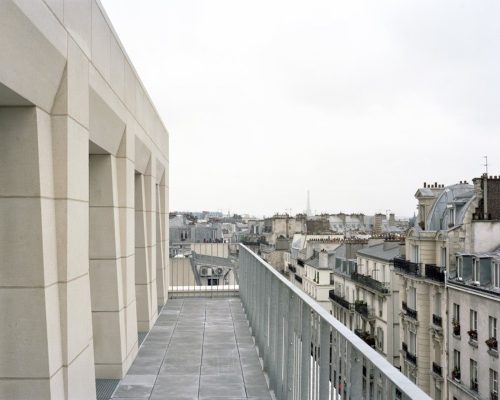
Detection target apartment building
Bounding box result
[396,175,500,400]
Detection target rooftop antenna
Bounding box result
[484,155,489,175]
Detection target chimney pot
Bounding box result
[424,182,427,188]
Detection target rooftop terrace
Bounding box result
[111,298,272,400]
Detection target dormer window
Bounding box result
[493,262,500,289]
[472,258,480,283]
[448,205,456,227]
[457,257,463,279]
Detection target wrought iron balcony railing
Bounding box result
[294,274,303,284]
[432,314,442,327]
[354,329,376,348]
[406,351,417,365]
[424,263,445,283]
[394,257,420,276]
[354,300,375,319]
[239,245,430,400]
[432,362,442,376]
[288,264,296,273]
[351,271,390,294]
[329,290,353,311]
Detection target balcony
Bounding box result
[354,300,375,319]
[432,314,442,327]
[328,290,353,311]
[402,302,418,321]
[432,362,442,377]
[288,264,296,273]
[406,351,417,366]
[294,274,303,284]
[394,257,420,276]
[471,380,479,392]
[297,258,305,267]
[351,271,390,294]
[402,342,408,353]
[452,320,461,337]
[424,264,445,283]
[354,329,376,348]
[492,392,499,400]
[140,245,430,400]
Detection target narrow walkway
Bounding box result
[112,298,273,400]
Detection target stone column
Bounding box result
[134,165,158,332]
[156,170,169,306]
[0,106,95,399]
[89,153,135,378]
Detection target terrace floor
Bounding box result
[111,298,273,400]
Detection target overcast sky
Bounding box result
[101,0,499,218]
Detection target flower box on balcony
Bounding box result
[451,368,461,382]
[486,337,498,350]
[453,323,461,336]
[468,329,478,341]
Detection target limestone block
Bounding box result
[63,0,91,58]
[67,36,89,127]
[54,199,89,282]
[110,36,125,100]
[135,284,152,329]
[13,0,66,56]
[42,0,63,22]
[124,63,136,116]
[91,1,110,82]
[116,157,135,209]
[134,246,149,285]
[58,276,93,365]
[0,2,65,111]
[89,154,117,207]
[0,107,40,197]
[89,86,126,155]
[89,258,123,312]
[51,117,89,201]
[118,207,135,258]
[64,344,96,400]
[0,288,57,378]
[125,300,138,354]
[0,198,46,286]
[92,309,125,365]
[124,255,136,306]
[89,206,120,259]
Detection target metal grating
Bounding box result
[95,379,119,400]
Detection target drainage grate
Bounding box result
[96,379,119,400]
[138,331,148,346]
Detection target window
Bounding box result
[376,327,384,351]
[434,293,441,316]
[453,303,460,324]
[441,247,447,268]
[409,330,416,354]
[378,297,383,318]
[490,317,498,339]
[470,309,478,332]
[411,245,420,263]
[491,369,498,396]
[473,258,480,282]
[457,257,463,278]
[449,206,456,226]
[470,359,478,391]
[453,350,460,370]
[493,262,500,289]
[408,287,417,310]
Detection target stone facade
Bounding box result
[0,1,169,398]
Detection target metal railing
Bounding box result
[239,245,431,400]
[424,264,445,283]
[168,243,239,297]
[394,258,420,276]
[351,272,390,294]
[432,314,442,327]
[432,362,442,377]
[328,290,353,311]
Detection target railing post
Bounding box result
[319,319,330,399]
[300,300,311,400]
[269,275,279,394]
[286,291,297,398]
[347,347,363,400]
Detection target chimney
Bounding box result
[319,249,329,269]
